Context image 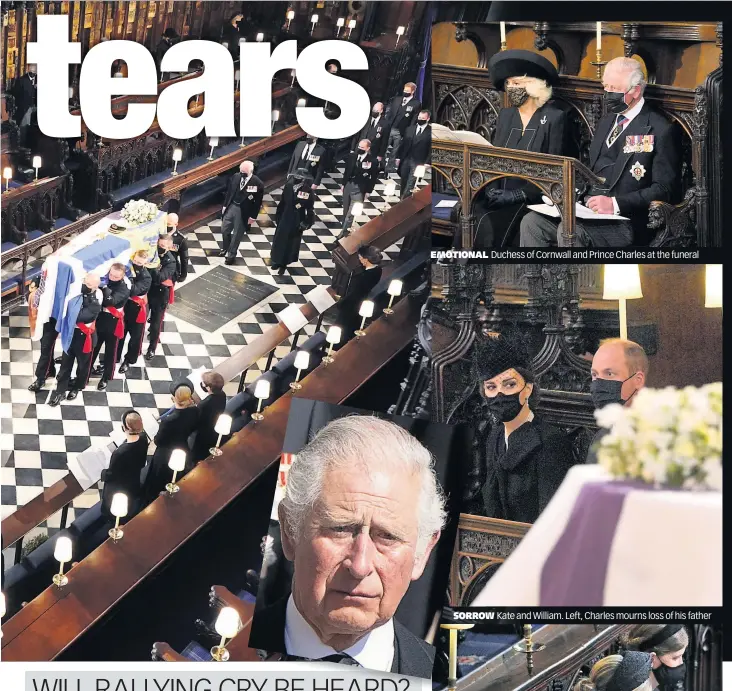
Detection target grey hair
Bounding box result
[606,57,647,94]
[514,75,553,108]
[240,160,254,174]
[280,416,447,558]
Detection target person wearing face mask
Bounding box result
[117,250,152,374]
[100,410,150,520]
[155,28,179,82]
[288,135,326,189]
[395,110,431,199]
[383,82,422,173]
[222,13,243,57]
[164,213,189,283]
[352,102,388,166]
[271,169,316,274]
[472,50,568,248]
[521,56,680,247]
[587,338,647,463]
[145,235,177,361]
[574,652,654,691]
[12,64,38,147]
[468,332,574,523]
[49,273,103,407]
[621,625,689,691]
[190,371,228,463]
[338,139,377,238]
[220,160,264,265]
[90,263,131,391]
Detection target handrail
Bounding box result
[1,175,66,208]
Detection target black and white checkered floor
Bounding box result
[1,164,428,562]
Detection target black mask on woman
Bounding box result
[654,663,686,689]
[487,387,526,422]
[590,375,636,409]
[604,89,629,114]
[507,87,529,107]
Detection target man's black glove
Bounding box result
[484,188,526,210]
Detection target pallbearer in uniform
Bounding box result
[219,160,264,265]
[165,213,189,283]
[145,236,177,361]
[384,81,421,173]
[49,273,103,406]
[118,250,152,374]
[396,110,431,199]
[27,305,58,392]
[91,263,131,390]
[270,169,316,274]
[472,49,567,248]
[287,136,326,189]
[338,139,377,239]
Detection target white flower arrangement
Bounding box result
[595,383,722,491]
[120,199,159,226]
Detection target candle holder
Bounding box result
[32,156,42,181]
[591,50,607,80]
[322,326,341,365]
[289,351,310,391]
[210,414,232,457]
[355,300,374,338]
[347,19,356,39]
[441,623,474,688]
[252,380,270,422]
[52,536,72,588]
[336,18,344,37]
[383,280,403,316]
[513,624,546,653]
[108,493,128,542]
[207,138,219,161]
[171,148,182,175]
[286,11,294,31]
[166,449,186,495]
[211,607,240,662]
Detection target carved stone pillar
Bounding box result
[460,213,475,250]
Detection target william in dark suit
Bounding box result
[220,160,265,265]
[521,57,681,247]
[288,136,327,188]
[248,416,446,678]
[339,139,378,237]
[396,110,431,199]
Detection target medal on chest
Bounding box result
[629,161,647,181]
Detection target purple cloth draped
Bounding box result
[416,4,436,102]
[539,481,640,605]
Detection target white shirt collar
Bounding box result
[619,96,645,125]
[504,409,534,447]
[284,594,395,672]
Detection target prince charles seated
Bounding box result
[249,416,447,679]
[521,57,681,247]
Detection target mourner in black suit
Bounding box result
[101,410,149,519]
[271,171,315,273]
[190,371,228,463]
[336,245,383,343]
[339,140,377,237]
[49,274,103,407]
[521,57,681,247]
[467,332,574,524]
[352,102,389,163]
[27,311,57,393]
[154,28,178,81]
[396,110,431,199]
[384,81,421,173]
[118,250,152,373]
[288,137,326,187]
[11,66,37,146]
[222,13,243,56]
[90,264,131,390]
[220,160,264,264]
[586,338,647,463]
[145,236,177,360]
[248,417,445,678]
[471,50,569,248]
[143,384,199,502]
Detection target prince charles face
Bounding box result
[280,460,439,650]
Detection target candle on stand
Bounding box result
[500,21,506,45]
[108,493,128,541]
[32,155,42,181]
[166,449,186,495]
[252,379,270,421]
[53,536,72,587]
[256,32,264,42]
[210,413,232,456]
[234,68,240,92]
[211,607,241,662]
[290,69,296,87]
[596,22,602,51]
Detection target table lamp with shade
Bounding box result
[53,536,73,587]
[414,164,427,183]
[289,350,310,390]
[211,606,241,661]
[336,17,345,37]
[108,492,129,542]
[603,264,642,339]
[210,413,232,457]
[350,201,364,228]
[323,326,341,364]
[395,26,405,46]
[234,69,241,92]
[310,14,318,35]
[32,156,42,181]
[347,19,356,38]
[3,167,12,191]
[272,110,280,130]
[256,32,264,42]
[383,279,403,315]
[355,300,374,338]
[207,137,219,161]
[383,179,397,201]
[705,264,722,308]
[286,10,295,31]
[171,148,182,175]
[252,379,270,421]
[166,449,186,495]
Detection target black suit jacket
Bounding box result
[343,151,378,196]
[288,141,327,186]
[101,433,150,516]
[12,73,37,119]
[249,596,436,679]
[588,102,680,239]
[353,115,389,159]
[224,172,265,222]
[397,122,431,166]
[190,390,227,460]
[385,95,422,135]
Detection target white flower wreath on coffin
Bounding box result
[120,199,159,226]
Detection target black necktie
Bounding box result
[607,115,628,147]
[319,653,361,666]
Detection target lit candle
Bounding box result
[2,167,12,191]
[32,155,41,181]
[596,22,602,51]
[500,22,506,44]
[171,148,182,175]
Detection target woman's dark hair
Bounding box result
[358,245,383,265]
[514,366,540,409]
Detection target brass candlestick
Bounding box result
[440,623,474,689]
[513,624,546,653]
[211,635,231,661]
[108,515,124,542]
[591,49,608,80]
[500,41,507,51]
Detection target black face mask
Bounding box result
[306,136,315,143]
[487,388,526,423]
[357,147,367,155]
[507,87,529,107]
[654,663,686,688]
[158,247,165,256]
[604,89,629,114]
[590,374,636,409]
[403,91,411,98]
[417,118,429,125]
[166,226,175,233]
[372,109,381,117]
[81,284,92,294]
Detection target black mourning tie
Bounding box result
[607,115,628,147]
[319,653,361,666]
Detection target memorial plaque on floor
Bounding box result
[167,266,280,332]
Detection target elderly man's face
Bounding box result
[283,462,436,645]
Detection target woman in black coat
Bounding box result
[468,331,574,524]
[335,245,383,345]
[101,410,149,520]
[270,171,316,274]
[143,385,199,502]
[621,625,689,691]
[474,50,572,248]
